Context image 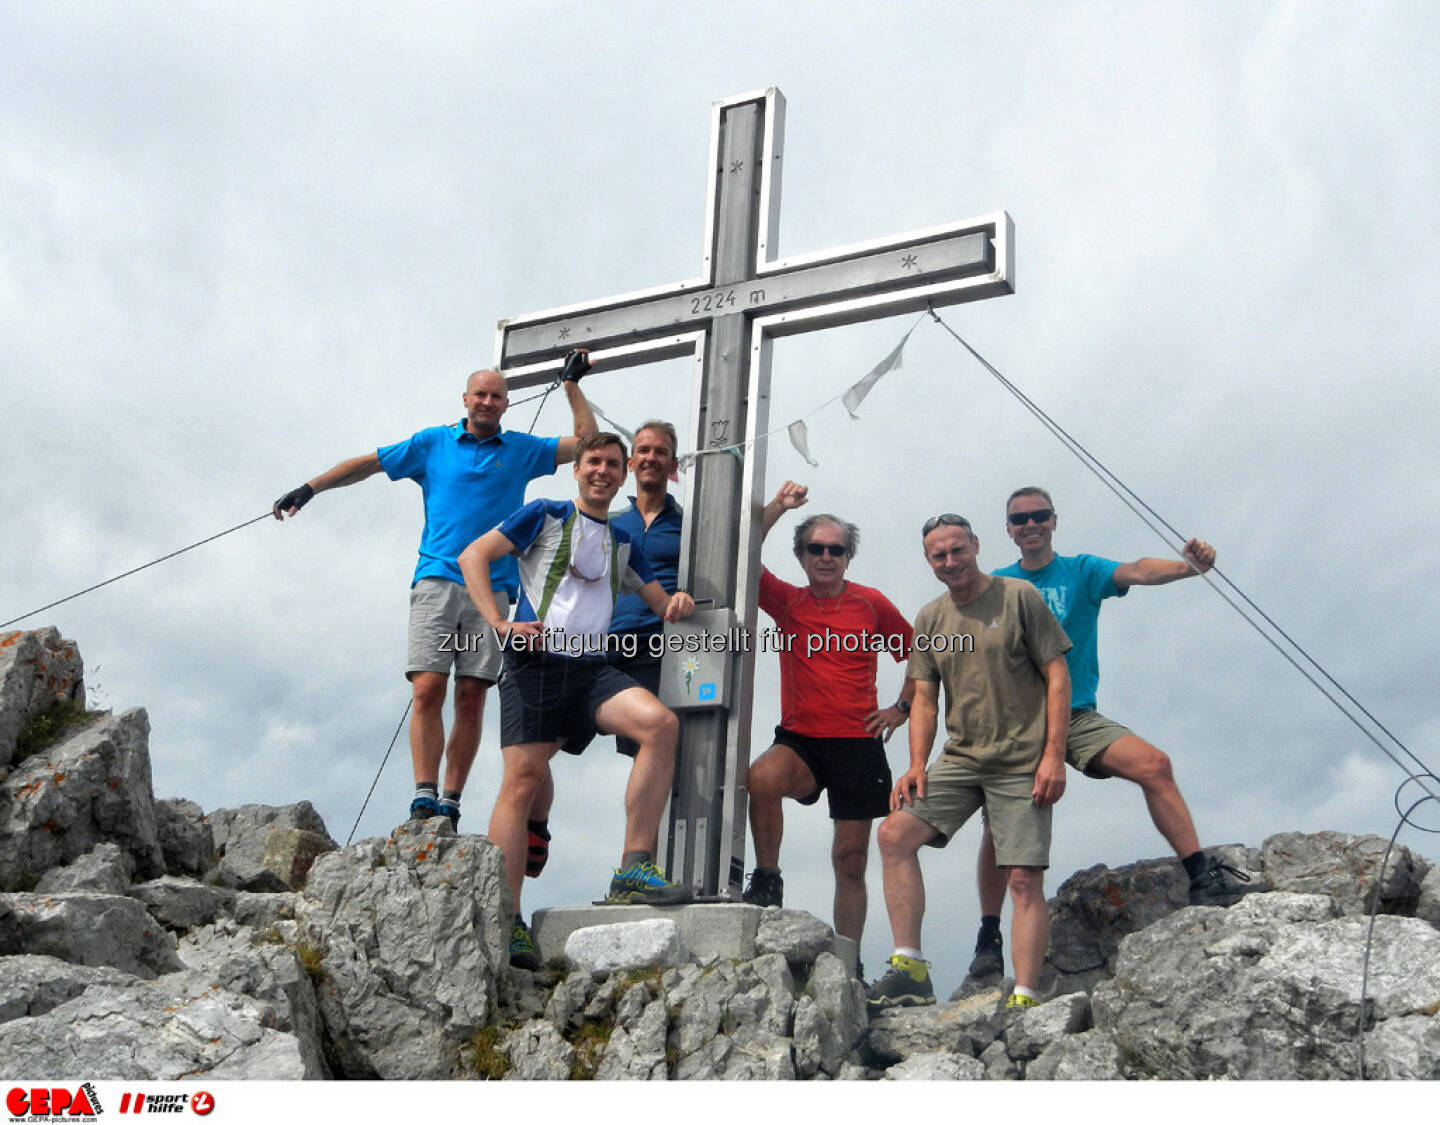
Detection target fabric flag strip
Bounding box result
[787,420,819,467]
[841,327,913,419]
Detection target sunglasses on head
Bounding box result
[804,542,848,557]
[1007,508,1054,526]
[921,513,972,536]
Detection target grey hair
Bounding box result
[793,514,859,560]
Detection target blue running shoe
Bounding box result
[605,860,692,905]
[409,795,442,821]
[509,915,539,971]
[437,801,460,830]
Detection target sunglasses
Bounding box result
[921,513,972,536]
[1007,508,1054,526]
[804,542,848,558]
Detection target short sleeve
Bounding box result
[377,429,434,482]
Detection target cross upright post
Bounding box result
[496,87,1014,896]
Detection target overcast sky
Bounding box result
[4,1,1439,1005]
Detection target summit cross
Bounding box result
[495,86,1014,896]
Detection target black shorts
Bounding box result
[771,726,892,821]
[556,631,663,757]
[498,651,640,748]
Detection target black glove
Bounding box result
[273,483,314,517]
[560,349,591,383]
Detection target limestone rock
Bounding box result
[1417,866,1440,929]
[1361,1015,1440,1080]
[1002,990,1090,1060]
[504,1019,575,1080]
[176,919,328,1079]
[792,952,867,1078]
[563,917,687,975]
[594,987,669,1080]
[36,842,134,894]
[128,876,237,932]
[0,954,134,1023]
[0,708,164,890]
[1044,843,1262,994]
[207,803,336,892]
[862,987,1003,1069]
[1025,1028,1125,1080]
[980,1038,1020,1080]
[756,907,835,964]
[230,890,300,930]
[0,891,181,977]
[153,797,213,877]
[883,1051,985,1080]
[0,973,312,1079]
[0,628,85,770]
[1261,830,1430,916]
[295,820,507,1079]
[667,955,797,1080]
[1091,892,1440,1079]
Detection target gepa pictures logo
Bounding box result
[6,1084,102,1120]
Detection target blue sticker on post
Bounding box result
[698,683,717,702]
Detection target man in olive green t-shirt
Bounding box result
[866,514,1071,1012]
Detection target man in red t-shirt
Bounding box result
[743,481,915,951]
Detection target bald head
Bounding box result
[462,369,509,437]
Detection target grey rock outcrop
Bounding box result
[207,802,336,892]
[0,627,84,770]
[153,797,213,877]
[36,842,134,894]
[295,819,508,1079]
[0,891,182,978]
[1261,830,1431,916]
[0,708,164,890]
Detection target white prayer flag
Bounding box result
[841,334,909,418]
[788,420,819,467]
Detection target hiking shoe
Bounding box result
[605,860,693,906]
[509,916,539,971]
[865,954,935,1012]
[408,795,442,821]
[1005,992,1039,1011]
[437,801,460,830]
[526,821,551,878]
[967,927,1004,978]
[1188,856,1254,907]
[741,867,784,908]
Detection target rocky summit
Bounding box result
[1,628,1437,1080]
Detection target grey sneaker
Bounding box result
[865,955,936,1012]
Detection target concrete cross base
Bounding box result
[530,903,857,974]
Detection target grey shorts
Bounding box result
[1066,709,1135,777]
[906,757,1051,868]
[406,577,508,682]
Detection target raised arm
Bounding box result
[1112,538,1216,589]
[552,350,599,466]
[760,480,809,540]
[272,452,384,519]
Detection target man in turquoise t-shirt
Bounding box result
[964,486,1251,981]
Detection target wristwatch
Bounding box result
[895,699,911,715]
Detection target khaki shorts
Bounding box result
[1066,709,1135,777]
[406,578,508,682]
[906,757,1051,868]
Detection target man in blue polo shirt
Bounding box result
[273,353,596,828]
[962,485,1251,983]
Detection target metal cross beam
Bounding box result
[495,86,1013,897]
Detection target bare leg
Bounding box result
[408,671,449,784]
[745,744,818,869]
[976,822,1008,916]
[1094,735,1201,857]
[594,687,679,861]
[831,819,872,945]
[876,810,939,950]
[441,675,488,793]
[1007,866,1048,992]
[488,741,559,914]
